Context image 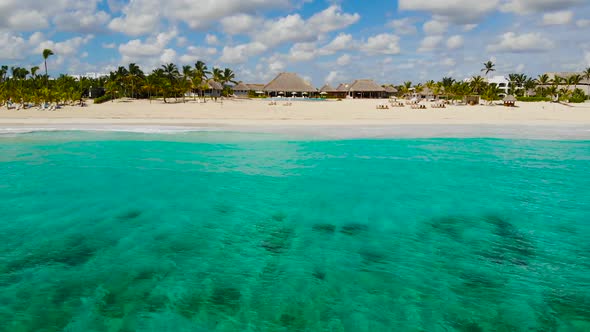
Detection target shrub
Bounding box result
[516,96,551,102]
[569,89,587,103]
[94,95,114,104]
[569,95,586,103]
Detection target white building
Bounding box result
[70,72,108,80]
[486,75,510,97]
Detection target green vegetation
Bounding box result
[391,63,589,104]
[1,54,238,108]
[517,96,551,102]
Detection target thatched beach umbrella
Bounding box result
[503,95,517,107]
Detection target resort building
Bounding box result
[487,75,510,97]
[334,83,351,99]
[263,72,317,97]
[319,84,341,98]
[205,79,223,98]
[545,72,590,95]
[347,79,386,99]
[384,85,398,98]
[232,82,251,97]
[412,87,436,100]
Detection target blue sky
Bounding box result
[1,0,590,86]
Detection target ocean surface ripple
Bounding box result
[1,131,589,331]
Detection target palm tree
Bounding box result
[126,63,144,99]
[569,74,581,91]
[508,73,519,95]
[181,65,194,102]
[212,67,223,83]
[42,49,54,90]
[536,74,550,97]
[469,75,486,95]
[481,61,495,77]
[30,66,40,78]
[194,61,210,98]
[584,67,590,100]
[551,75,563,87]
[441,77,455,100]
[0,65,7,83]
[162,63,179,102]
[482,84,501,104]
[523,78,536,97]
[221,68,237,96]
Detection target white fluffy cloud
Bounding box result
[179,46,218,64]
[0,0,107,32]
[320,34,355,55]
[336,54,352,66]
[220,14,264,35]
[0,32,34,60]
[423,19,448,35]
[501,0,585,14]
[418,35,443,52]
[388,18,418,35]
[36,35,94,57]
[542,11,573,25]
[398,0,499,23]
[441,58,456,67]
[487,32,554,53]
[205,34,219,45]
[109,0,292,35]
[575,19,590,28]
[220,42,268,63]
[253,6,359,47]
[363,34,401,55]
[446,35,464,49]
[119,29,178,62]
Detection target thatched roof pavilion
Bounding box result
[336,83,351,92]
[264,73,317,95]
[247,84,265,92]
[383,85,398,97]
[348,79,386,98]
[320,84,337,93]
[232,82,250,91]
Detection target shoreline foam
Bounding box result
[1,124,589,140]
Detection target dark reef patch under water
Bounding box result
[0,133,589,331]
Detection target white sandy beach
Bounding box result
[1,99,589,138]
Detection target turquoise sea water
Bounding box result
[0,131,589,331]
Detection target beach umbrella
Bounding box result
[320,92,327,95]
[255,91,263,94]
[302,92,308,95]
[279,91,285,95]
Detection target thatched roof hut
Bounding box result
[503,95,516,107]
[384,86,398,94]
[320,84,337,93]
[264,72,317,93]
[247,84,265,92]
[348,79,385,98]
[207,79,223,91]
[336,83,351,92]
[348,80,385,92]
[233,82,250,91]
